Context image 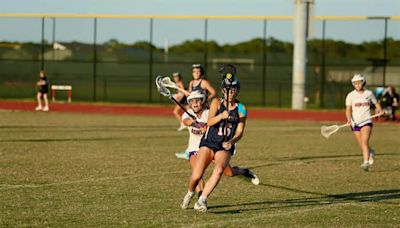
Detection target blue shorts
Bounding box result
[199,140,235,155]
[351,123,373,132]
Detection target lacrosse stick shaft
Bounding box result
[175,87,190,96]
[223,87,230,141]
[170,96,196,119]
[353,113,383,125]
[161,77,190,96]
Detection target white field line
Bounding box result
[0,170,188,190]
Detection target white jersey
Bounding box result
[345,89,377,126]
[182,109,209,152]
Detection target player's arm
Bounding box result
[227,109,247,145]
[182,113,206,133]
[345,94,352,124]
[188,81,193,93]
[207,99,228,126]
[345,105,352,124]
[182,116,195,126]
[177,81,190,96]
[202,80,216,101]
[37,79,45,86]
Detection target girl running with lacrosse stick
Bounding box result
[171,72,190,131]
[179,90,259,203]
[181,65,254,212]
[345,74,384,171]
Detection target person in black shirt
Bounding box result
[35,70,49,111]
[381,86,399,121]
[188,64,216,102]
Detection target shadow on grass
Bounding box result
[210,185,400,214]
[251,152,400,169]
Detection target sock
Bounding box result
[364,160,369,164]
[199,195,207,202]
[243,169,254,179]
[187,191,195,197]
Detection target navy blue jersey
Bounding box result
[199,100,247,154]
[191,80,205,94]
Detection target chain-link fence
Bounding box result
[0,15,399,108]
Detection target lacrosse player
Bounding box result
[179,90,259,200]
[345,74,384,171]
[380,85,399,121]
[171,72,190,131]
[188,64,216,102]
[35,70,50,112]
[181,65,256,212]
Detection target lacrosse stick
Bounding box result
[321,113,383,139]
[160,77,188,95]
[155,76,195,119]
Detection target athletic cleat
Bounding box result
[360,163,369,172]
[243,168,260,185]
[177,124,187,131]
[251,173,260,185]
[194,199,207,212]
[368,149,375,165]
[42,106,49,112]
[35,106,42,111]
[175,151,190,160]
[181,192,194,209]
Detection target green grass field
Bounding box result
[1,111,399,227]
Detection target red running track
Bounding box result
[0,100,351,123]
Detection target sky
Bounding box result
[1,0,399,46]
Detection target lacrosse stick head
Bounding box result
[155,76,171,97]
[160,77,178,89]
[321,125,340,139]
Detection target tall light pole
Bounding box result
[292,0,314,110]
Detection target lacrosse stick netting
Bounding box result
[161,77,178,89]
[321,123,349,138]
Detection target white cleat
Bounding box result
[181,192,194,209]
[175,151,190,160]
[368,149,375,165]
[243,168,260,185]
[194,199,207,212]
[360,162,369,172]
[42,106,49,112]
[177,124,187,131]
[251,173,260,186]
[35,106,42,111]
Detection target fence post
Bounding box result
[103,79,107,101]
[41,17,45,70]
[278,84,282,107]
[93,17,97,102]
[320,19,326,108]
[149,18,154,102]
[262,19,268,106]
[383,17,388,87]
[203,19,208,76]
[52,18,56,60]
